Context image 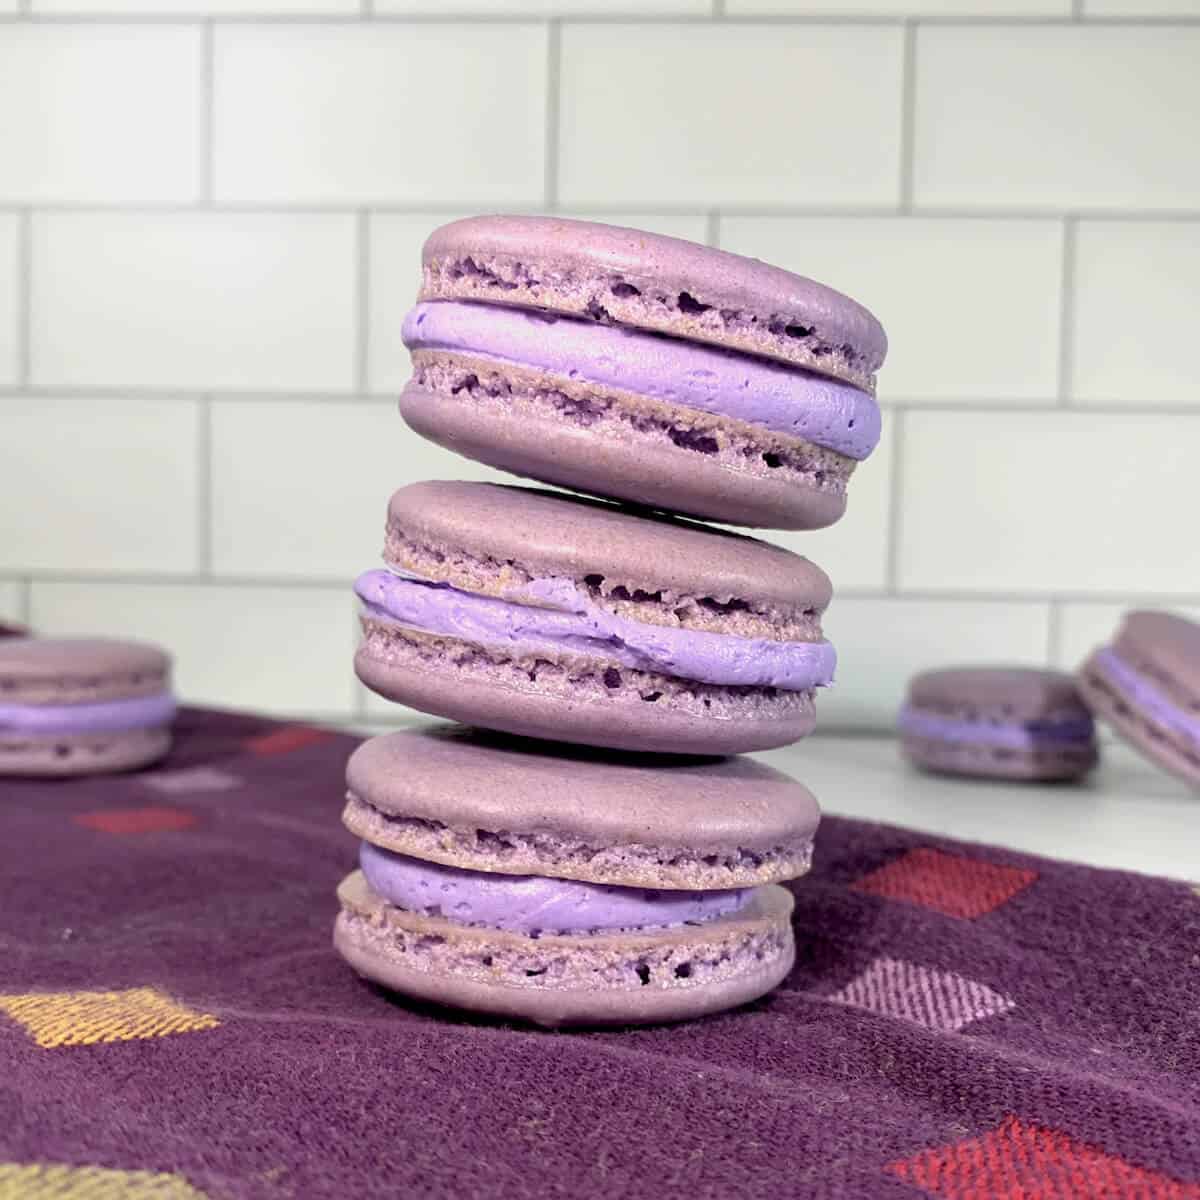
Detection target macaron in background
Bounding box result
[353,480,836,756]
[400,215,885,531]
[1077,610,1200,789]
[335,725,820,1027]
[0,637,177,777]
[898,666,1098,782]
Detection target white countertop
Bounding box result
[348,722,1199,883]
[757,735,1199,883]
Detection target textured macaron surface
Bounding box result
[0,637,172,705]
[343,726,820,888]
[419,216,886,392]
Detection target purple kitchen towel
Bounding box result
[1,706,1197,1199]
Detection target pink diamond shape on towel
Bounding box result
[141,766,242,795]
[825,957,1014,1033]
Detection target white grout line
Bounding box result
[884,409,905,595]
[196,397,213,575]
[199,21,215,206]
[355,210,370,394]
[17,209,31,387]
[898,21,917,213]
[1057,216,1078,406]
[544,19,561,211]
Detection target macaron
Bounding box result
[353,480,835,755]
[334,726,818,1027]
[1078,610,1200,788]
[899,666,1098,782]
[0,637,176,777]
[400,215,885,530]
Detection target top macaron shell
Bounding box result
[420,215,887,393]
[1108,611,1200,697]
[0,637,171,705]
[908,666,1092,721]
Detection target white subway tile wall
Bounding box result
[1,11,1197,730]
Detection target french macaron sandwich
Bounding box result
[0,637,176,777]
[334,726,819,1027]
[1078,610,1200,788]
[399,215,885,531]
[353,481,836,756]
[899,666,1098,782]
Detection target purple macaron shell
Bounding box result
[359,842,752,936]
[354,569,836,693]
[403,300,880,460]
[0,692,176,735]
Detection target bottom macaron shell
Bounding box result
[1078,651,1200,788]
[901,734,1098,783]
[401,379,848,531]
[0,726,171,778]
[355,624,817,756]
[334,871,795,1028]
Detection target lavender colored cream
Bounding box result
[0,692,176,735]
[354,568,836,692]
[899,706,1096,751]
[1096,648,1200,746]
[359,841,752,935]
[403,300,881,460]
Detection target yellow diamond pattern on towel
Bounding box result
[0,1163,210,1199]
[0,987,219,1049]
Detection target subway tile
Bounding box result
[0,26,199,204]
[37,0,353,11]
[1056,602,1200,674]
[559,24,903,208]
[720,217,1061,402]
[820,597,1051,729]
[29,581,356,717]
[897,411,1200,595]
[0,396,198,573]
[1084,0,1200,13]
[367,211,709,395]
[1071,222,1200,408]
[214,25,547,206]
[0,215,17,387]
[770,419,895,592]
[210,399,504,580]
[0,582,24,626]
[32,213,355,392]
[913,27,1200,211]
[378,0,707,10]
[731,0,1064,9]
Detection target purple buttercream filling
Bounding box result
[402,300,881,460]
[1096,647,1200,746]
[898,706,1095,751]
[354,568,835,692]
[359,841,752,936]
[0,692,177,736]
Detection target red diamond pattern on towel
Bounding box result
[244,726,335,756]
[851,848,1037,919]
[73,807,198,835]
[887,1115,1200,1198]
[825,957,1014,1033]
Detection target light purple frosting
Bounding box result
[359,841,752,935]
[402,300,881,460]
[898,705,1095,750]
[1097,647,1200,746]
[354,568,835,692]
[0,692,177,735]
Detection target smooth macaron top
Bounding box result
[0,637,171,705]
[908,666,1089,720]
[346,725,821,856]
[1109,611,1200,696]
[420,215,887,392]
[384,481,832,618]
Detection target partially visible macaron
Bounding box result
[1077,610,1200,789]
[400,215,885,530]
[353,481,836,756]
[335,726,819,1027]
[0,637,176,777]
[899,666,1098,782]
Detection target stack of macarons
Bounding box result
[338,216,888,1026]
